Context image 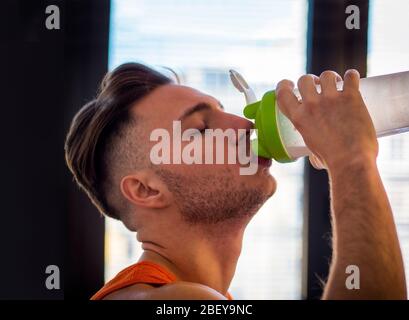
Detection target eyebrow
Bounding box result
[178,101,224,121]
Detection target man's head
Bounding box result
[65,63,276,232]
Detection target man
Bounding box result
[65,63,406,299]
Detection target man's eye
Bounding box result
[198,123,208,133]
[199,126,208,133]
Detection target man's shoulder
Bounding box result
[103,281,227,300]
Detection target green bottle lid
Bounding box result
[243,90,295,163]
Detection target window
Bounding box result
[203,69,231,90]
[390,136,405,160]
[368,0,409,294]
[106,0,307,299]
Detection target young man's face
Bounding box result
[132,84,277,224]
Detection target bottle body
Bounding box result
[278,71,409,160]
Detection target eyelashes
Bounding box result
[199,126,208,133]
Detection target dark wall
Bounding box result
[303,0,369,299]
[0,0,109,299]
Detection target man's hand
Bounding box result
[276,70,407,299]
[276,69,378,172]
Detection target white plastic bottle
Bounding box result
[232,70,409,163]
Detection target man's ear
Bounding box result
[120,170,172,209]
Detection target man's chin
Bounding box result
[266,175,277,198]
[257,172,277,199]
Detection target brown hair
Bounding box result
[65,62,172,220]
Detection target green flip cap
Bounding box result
[243,90,294,163]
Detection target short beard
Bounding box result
[155,167,269,225]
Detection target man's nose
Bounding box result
[217,113,254,146]
[221,112,254,132]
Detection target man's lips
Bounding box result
[240,134,272,167]
[247,151,272,167]
[257,156,272,167]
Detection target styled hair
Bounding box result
[65,62,172,220]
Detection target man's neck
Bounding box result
[138,219,248,296]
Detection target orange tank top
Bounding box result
[91,261,233,300]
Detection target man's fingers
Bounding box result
[320,70,342,94]
[311,74,320,85]
[309,154,325,170]
[309,155,320,169]
[276,79,300,121]
[297,74,319,100]
[343,69,360,92]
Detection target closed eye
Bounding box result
[199,125,208,133]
